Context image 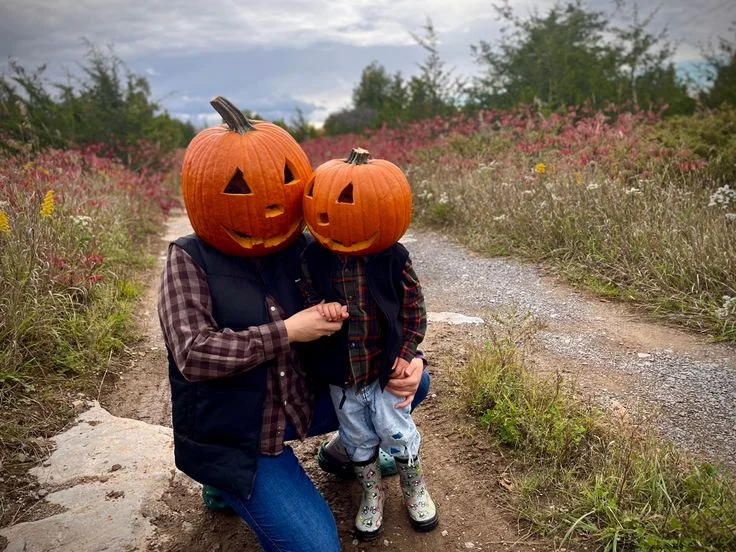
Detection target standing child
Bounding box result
[300,147,438,540]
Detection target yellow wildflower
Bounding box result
[573,171,584,185]
[534,162,546,175]
[40,190,55,218]
[0,210,9,234]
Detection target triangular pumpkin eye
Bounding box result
[338,183,354,204]
[284,162,295,184]
[305,176,315,197]
[224,169,253,194]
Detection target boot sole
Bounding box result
[354,526,384,541]
[409,513,439,532]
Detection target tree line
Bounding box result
[324,1,736,135]
[0,44,196,167]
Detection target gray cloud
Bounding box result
[1,1,734,125]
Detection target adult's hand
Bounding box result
[385,356,424,408]
[284,306,344,343]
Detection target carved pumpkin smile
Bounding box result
[320,231,379,253]
[222,217,302,250]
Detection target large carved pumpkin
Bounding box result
[303,147,412,255]
[181,96,312,256]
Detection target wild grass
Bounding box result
[408,110,736,341]
[0,146,180,471]
[452,314,736,551]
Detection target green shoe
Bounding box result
[317,433,398,478]
[201,485,233,512]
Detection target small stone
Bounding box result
[465,543,475,549]
[637,352,651,358]
[109,463,122,472]
[352,539,359,546]
[38,488,49,498]
[383,539,390,546]
[15,453,28,463]
[441,530,448,536]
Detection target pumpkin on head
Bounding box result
[181,96,312,256]
[303,147,412,255]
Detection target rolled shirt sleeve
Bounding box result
[157,244,290,382]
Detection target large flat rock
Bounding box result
[0,403,197,552]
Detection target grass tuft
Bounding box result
[452,314,736,551]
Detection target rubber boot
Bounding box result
[396,456,439,532]
[318,432,398,478]
[352,453,385,540]
[201,485,232,513]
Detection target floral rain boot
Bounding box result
[396,455,439,532]
[352,454,385,540]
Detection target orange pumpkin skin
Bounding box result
[303,148,412,255]
[181,96,313,257]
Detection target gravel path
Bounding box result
[403,228,736,471]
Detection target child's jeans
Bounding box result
[329,380,422,463]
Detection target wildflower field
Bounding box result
[0,144,180,461]
[0,103,734,546]
[303,105,736,340]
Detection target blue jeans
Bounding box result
[329,381,421,462]
[221,368,430,552]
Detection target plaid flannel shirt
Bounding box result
[158,244,312,455]
[301,253,426,389]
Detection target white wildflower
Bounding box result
[438,192,449,205]
[551,194,563,202]
[586,182,600,191]
[725,213,736,222]
[708,185,736,209]
[0,200,8,208]
[493,214,507,222]
[521,190,535,197]
[715,296,736,319]
[70,215,92,227]
[501,182,510,187]
[624,187,643,196]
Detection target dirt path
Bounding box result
[92,210,735,550]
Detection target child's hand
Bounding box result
[391,357,411,377]
[316,301,348,322]
[388,356,416,408]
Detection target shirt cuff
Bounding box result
[255,320,291,360]
[399,343,419,363]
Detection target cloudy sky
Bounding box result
[1,1,734,127]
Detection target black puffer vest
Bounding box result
[301,241,410,390]
[167,234,305,499]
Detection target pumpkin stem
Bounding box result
[210,96,257,133]
[346,147,370,165]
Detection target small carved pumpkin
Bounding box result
[303,147,412,255]
[181,96,312,256]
